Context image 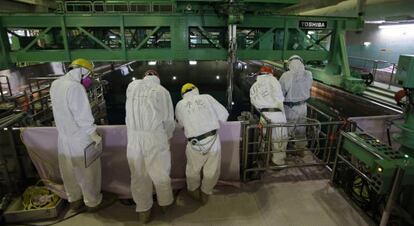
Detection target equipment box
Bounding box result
[3,197,65,223]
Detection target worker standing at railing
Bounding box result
[50,58,108,212]
[279,55,313,156]
[125,70,175,223]
[175,83,229,204]
[250,66,288,166]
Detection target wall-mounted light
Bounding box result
[216,75,220,80]
[148,61,157,66]
[189,60,197,65]
[363,42,371,47]
[379,23,414,30]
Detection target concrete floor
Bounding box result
[33,168,372,226]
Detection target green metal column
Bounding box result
[172,16,188,60]
[0,18,11,69]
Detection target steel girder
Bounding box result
[0,14,361,62]
[0,13,364,92]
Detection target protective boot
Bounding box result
[69,199,85,212]
[138,209,151,224]
[295,149,305,157]
[87,192,117,213]
[187,188,200,202]
[200,191,209,205]
[160,203,173,214]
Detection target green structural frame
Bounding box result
[0,13,364,92]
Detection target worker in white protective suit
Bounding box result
[50,58,104,212]
[175,83,229,204]
[279,55,313,156]
[125,69,175,223]
[250,66,288,165]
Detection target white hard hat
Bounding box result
[288,55,304,63]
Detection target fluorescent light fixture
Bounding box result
[109,35,117,39]
[148,61,157,66]
[379,23,414,29]
[132,77,136,81]
[363,42,371,47]
[308,31,315,35]
[365,20,385,24]
[172,76,177,80]
[189,60,197,65]
[216,75,220,80]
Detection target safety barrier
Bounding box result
[240,104,355,181]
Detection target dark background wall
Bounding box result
[102,61,262,124]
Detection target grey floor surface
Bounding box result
[19,167,372,226]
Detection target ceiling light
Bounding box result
[365,20,386,24]
[379,23,414,29]
[172,76,177,80]
[216,75,220,80]
[232,101,235,105]
[132,77,136,81]
[109,35,117,39]
[363,42,371,47]
[189,60,197,65]
[148,61,157,66]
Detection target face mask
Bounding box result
[81,76,93,89]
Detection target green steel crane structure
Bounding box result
[0,0,365,94]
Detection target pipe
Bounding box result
[299,0,414,21]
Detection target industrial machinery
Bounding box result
[393,55,414,157]
[0,0,366,101]
[1,1,413,225]
[332,55,414,226]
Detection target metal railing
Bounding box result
[0,76,12,102]
[56,1,175,14]
[240,104,355,181]
[349,56,398,89]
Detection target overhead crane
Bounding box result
[2,2,414,225]
[0,0,366,97]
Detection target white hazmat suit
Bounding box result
[250,73,288,165]
[125,75,175,212]
[175,89,229,195]
[50,68,102,207]
[279,57,313,149]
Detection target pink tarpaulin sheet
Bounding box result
[21,122,241,199]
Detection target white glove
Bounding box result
[277,102,284,111]
[90,131,102,147]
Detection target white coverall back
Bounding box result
[50,68,102,207]
[250,73,288,165]
[279,59,313,149]
[175,89,229,194]
[125,75,175,212]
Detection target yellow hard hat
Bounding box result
[181,83,196,96]
[69,58,94,72]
